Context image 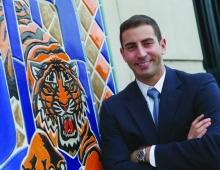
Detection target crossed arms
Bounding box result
[130,114,211,163]
[100,74,220,170]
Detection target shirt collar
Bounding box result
[136,68,166,95]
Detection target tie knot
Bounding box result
[147,88,159,99]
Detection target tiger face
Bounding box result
[30,56,87,156]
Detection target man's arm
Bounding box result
[130,114,211,164]
[155,74,220,170]
[100,101,155,170]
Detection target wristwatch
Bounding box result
[136,147,146,162]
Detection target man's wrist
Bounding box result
[145,146,151,163]
[136,146,147,162]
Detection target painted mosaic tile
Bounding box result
[89,21,104,49]
[86,37,99,65]
[101,41,110,63]
[77,0,117,114]
[95,8,104,31]
[83,0,98,15]
[92,72,105,100]
[95,54,110,81]
[102,86,114,102]
[0,0,117,169]
[78,3,92,32]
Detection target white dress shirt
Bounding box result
[136,69,166,167]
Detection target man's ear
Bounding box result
[160,38,166,55]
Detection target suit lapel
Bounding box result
[125,81,159,145]
[158,67,182,143]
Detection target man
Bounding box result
[100,15,220,170]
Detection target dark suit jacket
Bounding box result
[100,66,220,170]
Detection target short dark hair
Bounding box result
[119,15,162,48]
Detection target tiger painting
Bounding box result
[22,56,102,170]
[0,0,103,169]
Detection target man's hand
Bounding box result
[130,150,138,163]
[187,114,211,140]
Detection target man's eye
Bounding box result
[127,46,135,50]
[144,42,153,46]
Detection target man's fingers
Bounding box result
[196,121,211,136]
[197,129,207,138]
[192,114,204,125]
[188,115,211,140]
[194,118,211,129]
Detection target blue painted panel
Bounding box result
[55,0,86,62]
[95,8,104,31]
[60,150,81,170]
[77,61,100,144]
[107,72,116,94]
[13,59,35,144]
[1,148,28,170]
[46,0,55,3]
[0,59,16,165]
[101,41,110,63]
[29,0,43,28]
[2,0,23,61]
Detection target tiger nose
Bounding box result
[57,79,69,104]
[61,103,69,111]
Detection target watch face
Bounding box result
[136,149,145,161]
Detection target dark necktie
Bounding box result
[147,88,160,128]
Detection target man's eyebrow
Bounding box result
[141,38,154,42]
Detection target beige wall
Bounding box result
[101,0,204,91]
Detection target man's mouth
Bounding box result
[137,60,151,66]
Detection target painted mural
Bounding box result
[0,0,116,169]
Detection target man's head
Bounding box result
[119,15,166,86]
[120,15,162,49]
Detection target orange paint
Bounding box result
[7,50,13,78]
[47,96,53,103]
[95,54,110,81]
[23,133,64,169]
[85,151,103,170]
[83,0,98,15]
[46,102,52,108]
[56,78,69,104]
[19,19,31,25]
[14,2,21,9]
[102,87,113,101]
[89,22,104,49]
[0,19,10,61]
[17,10,27,17]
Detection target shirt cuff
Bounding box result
[149,145,156,167]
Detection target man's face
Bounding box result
[120,25,166,86]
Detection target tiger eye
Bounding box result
[51,83,56,89]
[66,83,70,87]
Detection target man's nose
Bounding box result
[137,46,146,58]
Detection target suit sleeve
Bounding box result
[100,101,155,170]
[155,74,220,170]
